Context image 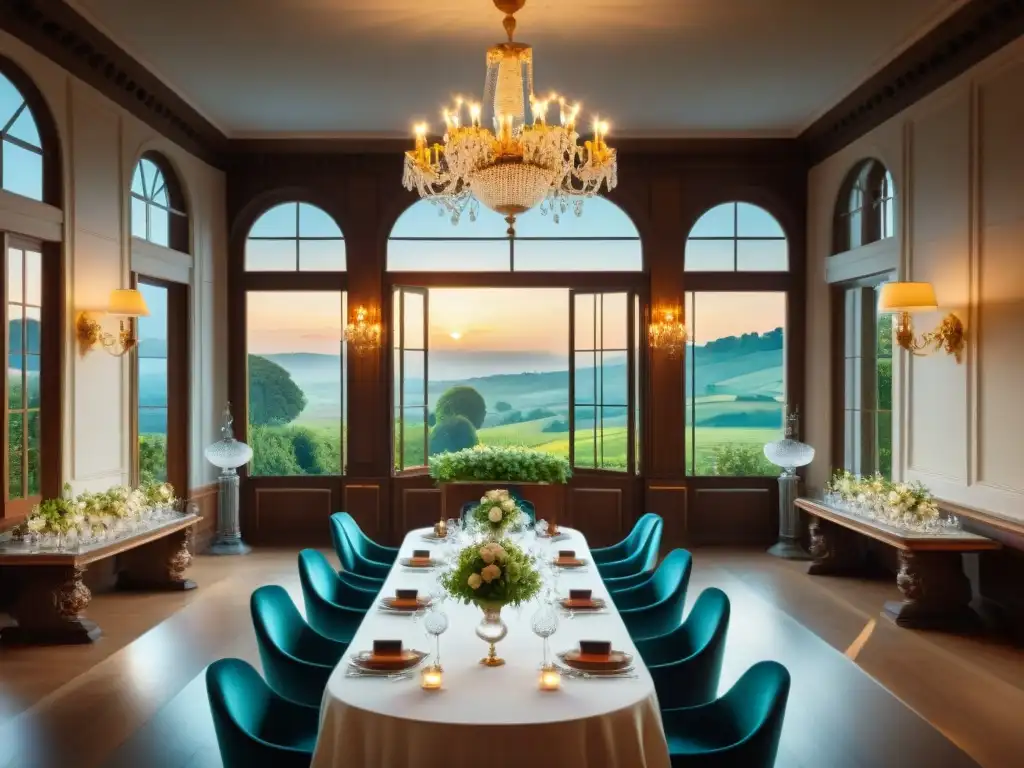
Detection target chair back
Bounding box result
[636,517,663,572]
[652,548,692,603]
[298,549,367,642]
[206,659,276,767]
[597,518,663,579]
[329,514,358,573]
[723,661,792,763]
[251,585,307,659]
[625,512,660,551]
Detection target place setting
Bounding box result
[377,587,432,618]
[558,588,609,618]
[551,549,589,573]
[400,548,443,572]
[554,640,637,681]
[344,639,431,681]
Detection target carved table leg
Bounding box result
[807,516,865,576]
[117,527,198,592]
[884,550,980,631]
[0,565,101,645]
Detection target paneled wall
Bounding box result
[0,30,228,506]
[806,36,1024,525]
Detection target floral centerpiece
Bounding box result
[471,489,522,537]
[824,470,952,532]
[440,539,542,667]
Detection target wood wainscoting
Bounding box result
[188,483,219,553]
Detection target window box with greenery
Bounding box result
[429,445,570,522]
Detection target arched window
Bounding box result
[0,71,44,201]
[685,202,787,272]
[388,197,641,272]
[241,201,347,479]
[131,153,188,250]
[833,159,896,254]
[682,201,789,477]
[388,198,642,475]
[246,202,345,271]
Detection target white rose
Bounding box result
[492,545,507,563]
[480,496,489,505]
[486,490,501,501]
[481,564,501,583]
[26,517,46,533]
[488,507,503,523]
[467,573,482,590]
[501,499,515,512]
[480,547,496,564]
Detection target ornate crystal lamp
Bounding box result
[204,403,253,555]
[402,0,618,236]
[343,305,382,356]
[764,408,815,560]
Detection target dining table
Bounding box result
[311,526,671,768]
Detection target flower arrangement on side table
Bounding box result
[471,489,522,537]
[14,481,182,550]
[440,539,543,667]
[823,471,956,533]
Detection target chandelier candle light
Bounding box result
[402,0,618,236]
[343,305,382,356]
[648,305,688,358]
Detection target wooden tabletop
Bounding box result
[0,514,202,567]
[796,498,1000,552]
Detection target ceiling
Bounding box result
[68,0,965,138]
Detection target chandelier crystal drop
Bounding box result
[402,0,618,236]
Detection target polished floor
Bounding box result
[0,548,1021,768]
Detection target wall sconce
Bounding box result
[343,305,382,356]
[648,304,688,359]
[878,281,965,363]
[76,288,150,357]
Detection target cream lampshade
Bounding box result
[107,288,150,317]
[878,282,938,313]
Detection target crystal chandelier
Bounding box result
[402,0,618,236]
[343,306,382,356]
[648,305,688,359]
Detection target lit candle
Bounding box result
[414,123,427,162]
[421,664,443,691]
[558,97,566,126]
[539,665,561,691]
[569,103,580,132]
[593,117,602,154]
[469,102,481,128]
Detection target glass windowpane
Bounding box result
[736,239,788,271]
[574,294,595,350]
[601,293,628,349]
[689,204,735,238]
[8,354,23,408]
[403,292,425,350]
[246,239,298,271]
[299,239,346,271]
[7,247,22,302]
[8,413,23,499]
[24,307,40,354]
[685,239,734,271]
[149,205,170,247]
[2,141,43,201]
[8,303,23,354]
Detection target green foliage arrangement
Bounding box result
[440,540,542,608]
[429,415,479,456]
[471,489,522,535]
[825,469,941,527]
[429,444,572,484]
[699,444,778,477]
[248,355,307,426]
[19,482,179,538]
[435,385,487,429]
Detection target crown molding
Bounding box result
[2,0,1022,171]
[0,0,228,167]
[800,0,1024,164]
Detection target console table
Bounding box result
[0,513,201,645]
[795,498,999,631]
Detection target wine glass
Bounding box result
[531,602,559,668]
[424,608,449,669]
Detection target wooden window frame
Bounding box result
[684,202,789,274]
[2,233,62,522]
[131,152,189,253]
[833,160,896,255]
[130,273,190,493]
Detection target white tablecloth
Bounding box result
[311,527,670,768]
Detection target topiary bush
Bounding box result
[435,385,487,429]
[429,415,479,456]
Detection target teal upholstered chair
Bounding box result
[591,513,660,564]
[329,515,391,582]
[206,658,319,768]
[635,588,730,709]
[338,569,384,597]
[662,660,791,768]
[597,518,663,580]
[251,585,348,707]
[605,566,660,593]
[298,549,371,643]
[331,512,399,565]
[615,549,692,640]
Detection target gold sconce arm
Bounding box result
[76,313,139,357]
[893,311,966,363]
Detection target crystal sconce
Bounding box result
[343,305,382,356]
[648,304,688,359]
